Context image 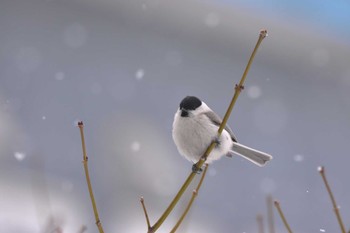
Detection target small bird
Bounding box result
[172,96,272,171]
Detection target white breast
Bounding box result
[172,110,233,164]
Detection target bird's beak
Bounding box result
[181,109,189,117]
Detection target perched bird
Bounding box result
[172,96,272,171]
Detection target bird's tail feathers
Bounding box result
[227,142,272,166]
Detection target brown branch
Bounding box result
[78,121,104,233]
[318,166,346,233]
[170,164,209,233]
[147,29,268,232]
[274,200,292,233]
[140,196,151,231]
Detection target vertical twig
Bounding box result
[170,164,209,233]
[78,121,104,233]
[267,195,275,233]
[274,200,292,233]
[140,197,151,230]
[318,166,346,233]
[257,214,265,233]
[148,29,268,233]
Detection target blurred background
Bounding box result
[1,0,350,232]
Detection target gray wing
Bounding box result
[203,111,237,142]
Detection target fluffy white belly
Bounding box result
[172,113,232,163]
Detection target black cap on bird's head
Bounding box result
[179,96,202,117]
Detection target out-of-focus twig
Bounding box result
[318,166,346,233]
[148,29,268,233]
[78,121,104,233]
[257,214,265,233]
[267,195,275,233]
[274,200,292,233]
[170,164,209,233]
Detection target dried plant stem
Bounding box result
[148,169,197,232]
[274,200,292,233]
[149,29,268,233]
[318,166,346,233]
[267,195,275,233]
[217,29,268,137]
[140,197,151,230]
[78,122,104,233]
[257,214,265,233]
[170,164,209,233]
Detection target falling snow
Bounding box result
[131,141,141,152]
[14,152,26,161]
[320,229,325,232]
[293,154,304,162]
[247,85,262,99]
[135,69,145,80]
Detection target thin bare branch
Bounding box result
[274,200,292,233]
[149,29,268,233]
[318,166,346,233]
[140,196,151,230]
[170,164,209,233]
[78,121,104,233]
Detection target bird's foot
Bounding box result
[192,163,203,174]
[213,136,220,148]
